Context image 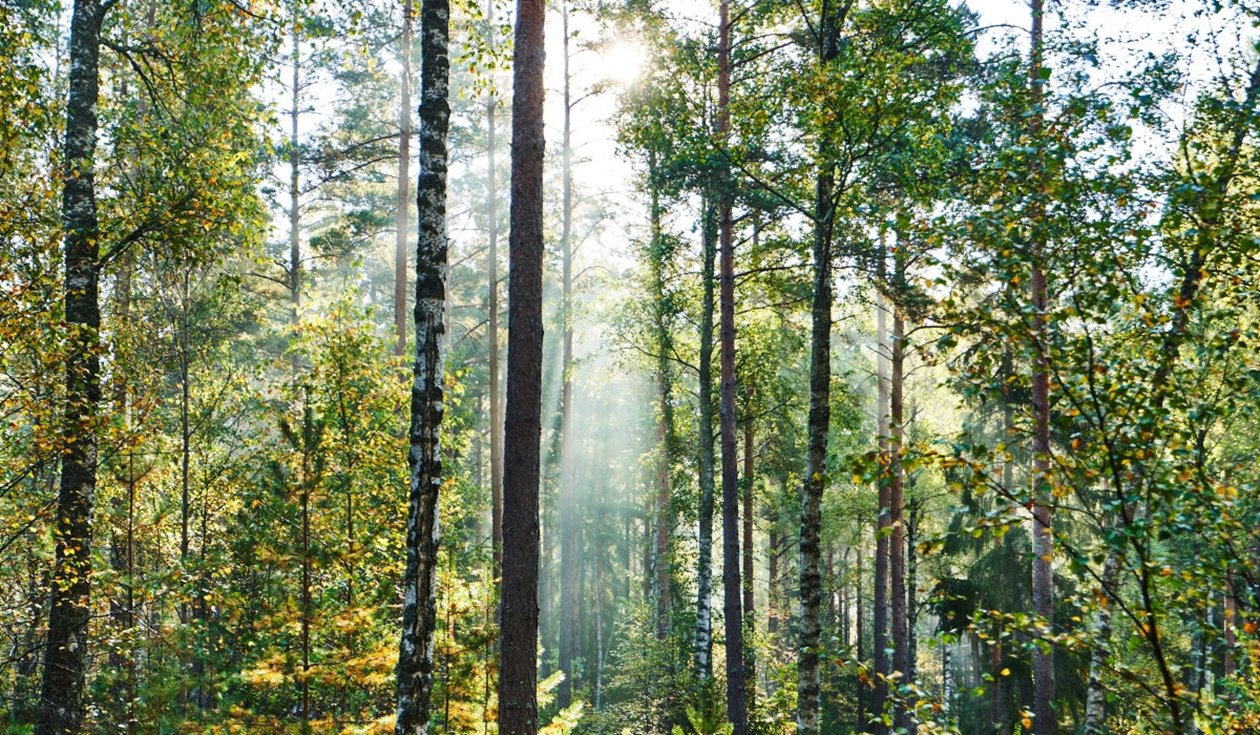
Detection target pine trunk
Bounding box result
[717,3,747,732]
[394,0,450,729]
[39,1,106,733]
[499,0,546,731]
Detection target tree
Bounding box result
[39,2,109,732]
[796,5,840,734]
[395,0,451,729]
[1024,3,1054,733]
[499,0,547,733]
[394,0,415,357]
[715,3,749,733]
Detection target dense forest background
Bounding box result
[3,0,1260,734]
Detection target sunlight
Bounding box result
[597,39,646,87]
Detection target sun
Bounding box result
[598,39,647,87]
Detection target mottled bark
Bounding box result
[694,198,718,679]
[742,415,756,710]
[395,0,450,730]
[651,174,673,646]
[1083,549,1120,734]
[394,0,414,357]
[797,9,840,733]
[39,2,107,733]
[498,0,546,732]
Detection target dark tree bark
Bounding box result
[716,3,748,732]
[498,0,546,732]
[39,2,107,733]
[394,0,414,357]
[557,2,580,706]
[694,198,718,679]
[394,0,450,729]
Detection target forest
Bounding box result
[3,0,1260,733]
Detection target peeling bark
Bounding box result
[394,0,450,731]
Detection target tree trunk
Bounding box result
[1083,549,1120,734]
[499,0,546,731]
[797,9,839,733]
[484,0,503,580]
[890,251,909,731]
[857,544,866,732]
[109,246,137,732]
[1026,4,1055,734]
[768,525,780,641]
[694,197,718,679]
[716,4,747,732]
[394,0,414,357]
[742,414,756,709]
[289,13,302,316]
[395,0,450,729]
[907,499,919,690]
[873,241,891,735]
[557,3,580,706]
[301,446,312,729]
[39,2,107,733]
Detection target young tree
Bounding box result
[394,0,414,357]
[1025,3,1054,733]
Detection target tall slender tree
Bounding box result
[557,1,581,706]
[395,0,451,728]
[499,0,546,732]
[1025,2,1055,733]
[796,6,840,734]
[716,2,748,732]
[695,197,717,679]
[39,1,108,733]
[394,0,414,358]
[485,0,504,578]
